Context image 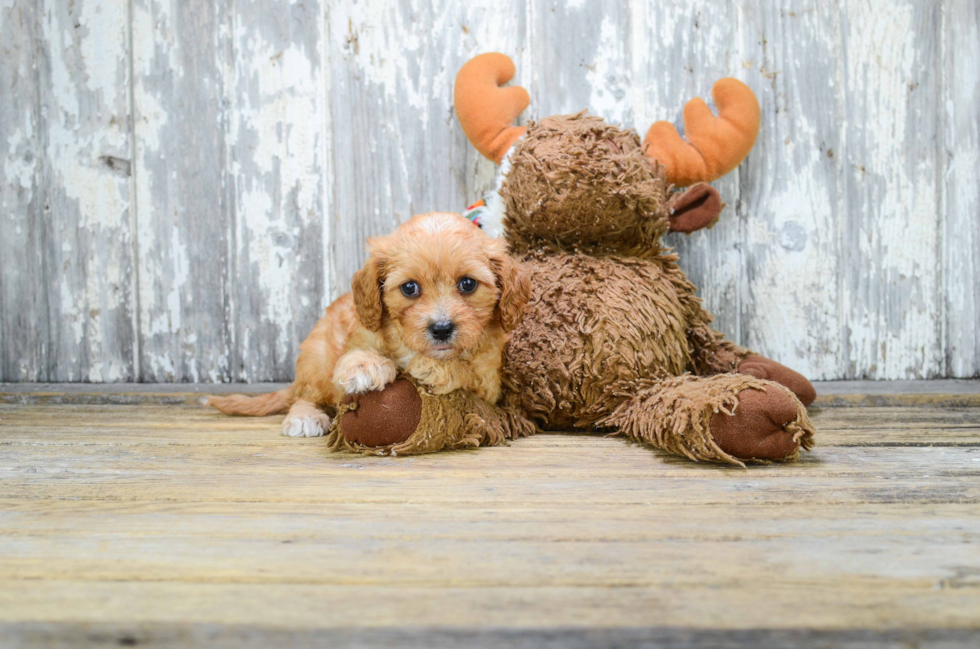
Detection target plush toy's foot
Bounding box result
[337,379,422,447]
[737,353,816,406]
[598,374,815,466]
[328,377,533,456]
[710,387,811,461]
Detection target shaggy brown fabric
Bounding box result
[502,112,671,258]
[737,353,818,406]
[687,322,751,376]
[328,377,535,457]
[501,248,754,431]
[502,251,693,429]
[450,54,809,465]
[348,94,812,465]
[493,111,816,464]
[598,375,815,467]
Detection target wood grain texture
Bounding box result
[1,0,978,381]
[634,0,744,345]
[2,624,974,649]
[40,0,138,382]
[737,1,844,379]
[0,394,978,643]
[840,0,944,379]
[0,0,45,381]
[227,0,329,381]
[1,0,137,381]
[132,0,234,382]
[326,0,526,293]
[944,0,980,377]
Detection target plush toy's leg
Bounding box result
[326,378,535,456]
[687,321,750,375]
[687,321,816,407]
[598,374,814,466]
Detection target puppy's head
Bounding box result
[351,212,530,360]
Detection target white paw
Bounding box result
[281,414,331,438]
[341,370,388,394]
[334,356,397,395]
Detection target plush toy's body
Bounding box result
[331,53,817,465]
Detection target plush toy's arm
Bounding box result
[327,377,535,456]
[687,320,750,376]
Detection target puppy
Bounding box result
[208,212,530,438]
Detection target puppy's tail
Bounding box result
[206,386,294,416]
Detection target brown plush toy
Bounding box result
[331,52,817,465]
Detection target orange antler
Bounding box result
[454,53,530,163]
[644,78,760,187]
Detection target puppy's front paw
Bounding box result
[333,350,397,395]
[282,413,332,438]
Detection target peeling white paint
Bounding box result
[943,0,980,377]
[586,16,631,125]
[842,0,943,378]
[2,0,977,381]
[4,129,35,190]
[12,0,135,381]
[230,3,327,378]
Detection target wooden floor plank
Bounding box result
[0,390,979,643]
[4,379,980,408]
[1,504,977,586]
[3,438,980,480]
[2,403,979,446]
[1,581,978,631]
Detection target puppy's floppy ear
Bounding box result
[489,240,531,332]
[351,243,386,332]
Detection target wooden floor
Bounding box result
[1,382,979,648]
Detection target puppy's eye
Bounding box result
[457,277,478,294]
[400,281,421,298]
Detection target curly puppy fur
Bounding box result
[209,212,530,438]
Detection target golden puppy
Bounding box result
[208,212,530,437]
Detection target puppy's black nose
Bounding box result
[428,320,455,342]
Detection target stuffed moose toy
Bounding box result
[329,53,816,465]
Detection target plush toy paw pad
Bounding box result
[738,353,817,406]
[282,413,332,438]
[710,387,803,461]
[339,379,423,448]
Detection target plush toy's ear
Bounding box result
[489,240,531,332]
[667,183,724,234]
[351,244,386,332]
[454,53,530,163]
[644,78,760,187]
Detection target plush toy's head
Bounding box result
[501,112,669,255]
[454,53,760,254]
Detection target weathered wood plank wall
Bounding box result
[1,0,977,382]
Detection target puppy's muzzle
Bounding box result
[427,320,456,343]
